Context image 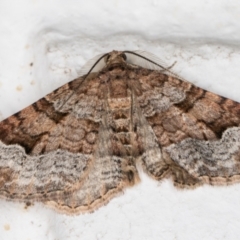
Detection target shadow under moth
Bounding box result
[0,50,239,214]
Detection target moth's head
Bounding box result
[104,51,127,66]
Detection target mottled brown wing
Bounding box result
[0,75,101,201]
[134,68,240,187]
[0,66,140,214]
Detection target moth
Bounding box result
[0,50,240,214]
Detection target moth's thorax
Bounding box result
[100,63,130,98]
[109,107,138,158]
[105,50,127,67]
[101,63,139,157]
[107,93,137,157]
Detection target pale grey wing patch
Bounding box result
[44,156,136,214]
[137,84,186,117]
[69,96,104,121]
[0,141,92,201]
[165,127,240,184]
[46,83,105,122]
[44,123,140,214]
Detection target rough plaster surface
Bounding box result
[1,1,240,239]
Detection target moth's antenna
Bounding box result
[83,53,109,77]
[124,50,167,70]
[58,53,109,111]
[123,50,183,80]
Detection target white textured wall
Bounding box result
[1,1,240,239]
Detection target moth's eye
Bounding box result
[121,53,127,61]
[104,54,111,63]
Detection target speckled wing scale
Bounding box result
[0,50,240,214]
